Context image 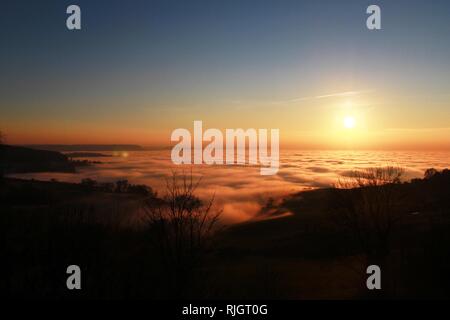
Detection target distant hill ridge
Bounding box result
[0,144,75,174]
[23,144,144,151]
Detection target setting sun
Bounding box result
[343,116,356,129]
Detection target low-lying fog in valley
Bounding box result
[10,150,450,222]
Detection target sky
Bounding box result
[1,0,449,149]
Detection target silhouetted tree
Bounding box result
[332,166,404,264]
[424,168,438,180]
[142,172,221,298]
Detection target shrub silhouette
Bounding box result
[127,184,154,196]
[80,178,97,193]
[115,179,129,193]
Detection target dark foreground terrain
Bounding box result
[1,169,450,299]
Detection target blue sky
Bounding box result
[1,0,449,148]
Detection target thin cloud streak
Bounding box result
[272,90,374,105]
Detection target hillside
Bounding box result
[24,144,144,152]
[2,169,450,299]
[0,145,75,174]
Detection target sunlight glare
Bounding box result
[343,116,355,129]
